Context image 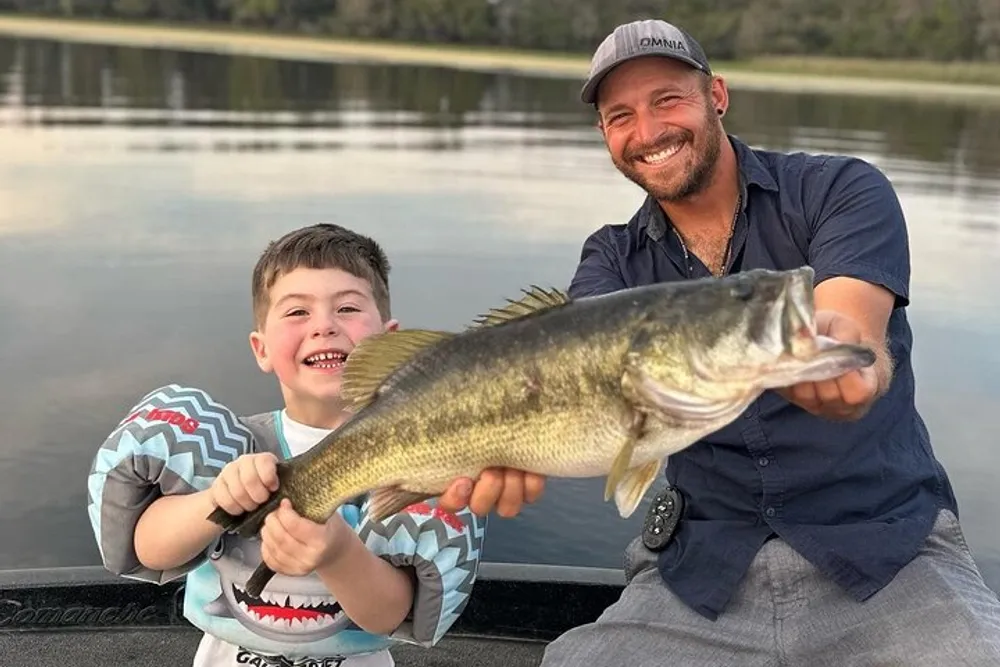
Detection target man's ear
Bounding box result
[382,318,400,333]
[710,75,730,117]
[249,330,273,373]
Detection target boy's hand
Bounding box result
[209,452,280,515]
[438,467,546,518]
[260,499,350,577]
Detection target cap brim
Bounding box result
[580,52,710,104]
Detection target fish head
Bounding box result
[742,264,823,363]
[623,267,877,423]
[732,265,878,388]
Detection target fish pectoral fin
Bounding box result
[468,285,571,328]
[367,486,435,523]
[341,329,454,410]
[604,412,645,503]
[622,366,749,425]
[613,458,664,519]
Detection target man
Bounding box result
[437,18,1000,666]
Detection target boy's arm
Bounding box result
[312,521,416,635]
[133,490,223,572]
[136,451,279,572]
[87,385,254,583]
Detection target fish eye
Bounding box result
[730,281,754,301]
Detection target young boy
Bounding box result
[87,223,485,666]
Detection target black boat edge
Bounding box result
[0,562,625,664]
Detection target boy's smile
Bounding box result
[302,349,350,371]
[249,267,398,427]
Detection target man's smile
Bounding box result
[636,141,685,166]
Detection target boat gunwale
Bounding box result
[0,562,626,643]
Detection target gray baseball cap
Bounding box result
[580,19,712,105]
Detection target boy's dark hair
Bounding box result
[251,223,391,329]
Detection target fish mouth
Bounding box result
[753,266,876,387]
[686,267,874,392]
[231,582,345,633]
[781,266,820,360]
[302,348,349,370]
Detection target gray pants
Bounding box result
[541,509,1000,666]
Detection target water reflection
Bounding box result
[0,37,590,126]
[3,36,1000,179]
[0,36,997,594]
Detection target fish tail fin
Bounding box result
[244,563,276,598]
[206,491,284,539]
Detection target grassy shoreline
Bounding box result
[2,14,1000,103]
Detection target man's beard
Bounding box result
[612,107,723,202]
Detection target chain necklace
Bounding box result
[671,191,743,277]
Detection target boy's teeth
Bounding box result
[305,352,345,365]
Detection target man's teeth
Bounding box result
[641,144,682,164]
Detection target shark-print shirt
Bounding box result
[188,411,393,667]
[86,385,486,666]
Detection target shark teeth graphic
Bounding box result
[232,584,344,634]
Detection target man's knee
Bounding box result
[863,509,1000,662]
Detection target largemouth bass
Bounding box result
[209,266,875,596]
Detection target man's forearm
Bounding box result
[134,490,224,571]
[314,533,415,635]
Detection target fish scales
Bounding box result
[280,291,657,523]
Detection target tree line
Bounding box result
[2,0,999,62]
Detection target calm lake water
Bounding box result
[1,37,998,593]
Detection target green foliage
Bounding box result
[7,0,1000,62]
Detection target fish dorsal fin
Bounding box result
[469,285,571,328]
[341,329,453,410]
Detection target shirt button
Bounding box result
[758,457,769,467]
[764,507,776,518]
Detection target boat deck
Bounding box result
[0,629,547,666]
[0,563,621,667]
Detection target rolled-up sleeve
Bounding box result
[567,225,629,299]
[806,157,910,308]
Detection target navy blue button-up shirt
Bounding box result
[568,134,958,620]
